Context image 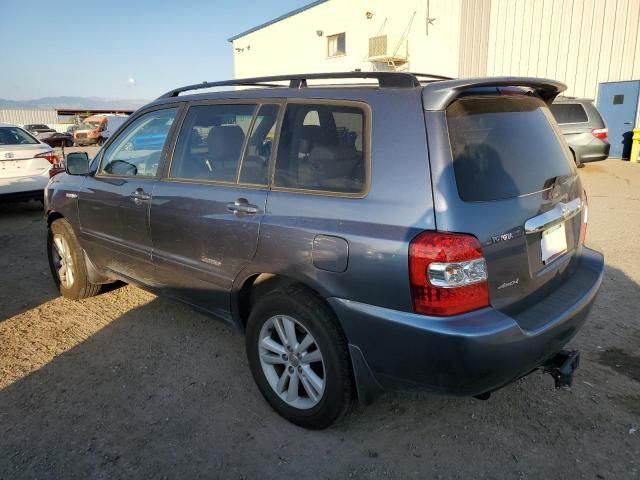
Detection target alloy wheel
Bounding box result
[51,234,75,289]
[258,315,326,409]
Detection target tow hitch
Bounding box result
[542,350,580,388]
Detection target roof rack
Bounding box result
[157,72,454,98]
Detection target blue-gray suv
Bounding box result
[45,72,604,429]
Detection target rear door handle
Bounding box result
[226,197,259,214]
[129,188,150,202]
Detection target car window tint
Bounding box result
[549,103,589,123]
[171,104,256,182]
[239,104,279,185]
[100,108,177,177]
[274,103,366,194]
[447,96,574,202]
[0,127,39,145]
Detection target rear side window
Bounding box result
[549,103,589,123]
[274,103,366,194]
[447,96,573,202]
[170,104,256,183]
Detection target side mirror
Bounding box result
[65,151,90,175]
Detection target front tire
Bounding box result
[48,218,102,300]
[246,285,354,429]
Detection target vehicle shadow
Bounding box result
[0,200,59,321]
[0,263,638,479]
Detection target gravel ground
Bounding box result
[0,159,638,479]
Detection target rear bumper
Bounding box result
[330,247,604,398]
[0,174,48,197]
[573,142,610,163]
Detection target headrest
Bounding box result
[306,144,360,180]
[299,125,338,153]
[206,125,245,160]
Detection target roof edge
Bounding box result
[227,0,328,42]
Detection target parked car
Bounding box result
[23,123,56,136]
[41,132,74,148]
[73,114,128,146]
[0,123,58,201]
[550,97,610,167]
[45,73,604,429]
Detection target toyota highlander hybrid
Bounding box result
[44,72,604,429]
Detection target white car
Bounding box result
[0,123,58,201]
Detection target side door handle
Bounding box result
[129,188,150,204]
[226,197,259,214]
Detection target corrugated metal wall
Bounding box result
[485,0,640,99]
[0,109,59,126]
[459,0,492,77]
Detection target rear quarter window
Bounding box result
[274,102,367,195]
[447,95,574,202]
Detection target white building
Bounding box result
[229,0,640,99]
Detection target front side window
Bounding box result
[327,33,346,57]
[100,108,178,177]
[274,103,366,194]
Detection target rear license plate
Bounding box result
[541,222,567,264]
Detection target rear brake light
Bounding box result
[580,190,589,244]
[592,128,608,139]
[35,150,59,164]
[409,231,489,316]
[35,150,64,178]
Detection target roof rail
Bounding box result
[157,72,453,98]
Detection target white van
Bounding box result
[73,114,129,146]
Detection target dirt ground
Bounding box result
[0,158,638,479]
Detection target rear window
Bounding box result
[447,96,574,202]
[0,127,39,145]
[549,103,589,123]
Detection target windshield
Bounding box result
[79,121,102,130]
[447,95,574,202]
[0,127,40,145]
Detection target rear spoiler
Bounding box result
[422,76,567,111]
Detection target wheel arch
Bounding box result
[46,210,64,227]
[233,272,383,405]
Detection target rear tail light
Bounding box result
[592,128,608,140]
[35,150,65,178]
[34,150,59,164]
[580,190,589,244]
[409,231,489,316]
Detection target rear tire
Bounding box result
[47,218,102,300]
[97,137,105,146]
[245,285,354,429]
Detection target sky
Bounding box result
[1,0,312,101]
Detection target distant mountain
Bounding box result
[0,96,149,110]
